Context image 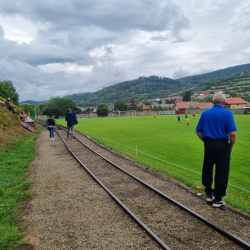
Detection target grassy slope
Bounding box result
[58,114,250,214]
[0,107,40,249]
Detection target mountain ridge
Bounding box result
[21,63,250,106]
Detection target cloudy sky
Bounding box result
[0,0,250,101]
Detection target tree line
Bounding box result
[0,80,19,104]
[67,76,184,107]
[178,63,250,84]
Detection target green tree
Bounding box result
[42,96,77,118]
[20,103,35,113]
[114,98,128,111]
[202,96,213,102]
[0,80,19,103]
[228,91,238,98]
[142,99,152,105]
[182,90,191,101]
[34,103,45,115]
[136,105,143,111]
[35,106,42,115]
[96,103,108,116]
[152,105,159,111]
[158,100,162,104]
[83,107,92,114]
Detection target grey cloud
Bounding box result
[0,55,130,101]
[0,25,4,37]
[0,58,91,101]
[0,0,190,69]
[193,68,214,75]
[1,0,249,103]
[0,0,190,36]
[0,32,95,66]
[172,68,190,79]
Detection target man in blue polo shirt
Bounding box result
[196,94,236,208]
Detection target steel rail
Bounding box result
[37,120,250,249]
[55,130,172,250]
[73,134,250,250]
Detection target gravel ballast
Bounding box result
[56,129,249,250]
[74,129,250,244]
[22,129,162,249]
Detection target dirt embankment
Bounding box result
[0,106,30,147]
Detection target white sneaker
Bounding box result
[50,138,52,140]
[52,138,55,141]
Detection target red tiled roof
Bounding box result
[176,102,190,109]
[182,101,199,103]
[225,98,248,104]
[137,103,151,110]
[199,102,213,107]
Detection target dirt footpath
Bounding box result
[21,129,161,250]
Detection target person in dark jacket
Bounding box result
[47,113,57,141]
[65,106,79,139]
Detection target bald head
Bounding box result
[213,93,226,105]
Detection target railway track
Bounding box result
[38,121,250,249]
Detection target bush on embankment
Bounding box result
[0,106,40,249]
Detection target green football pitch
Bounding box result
[58,114,250,213]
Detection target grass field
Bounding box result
[0,133,39,249]
[58,114,250,214]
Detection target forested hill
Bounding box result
[20,100,45,105]
[20,63,250,107]
[75,76,184,107]
[65,92,92,102]
[178,63,250,85]
[69,63,250,107]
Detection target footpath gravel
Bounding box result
[22,128,162,249]
[73,130,250,247]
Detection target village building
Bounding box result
[198,93,210,99]
[171,96,182,102]
[108,103,115,112]
[137,103,151,110]
[224,97,248,109]
[196,102,213,110]
[175,101,213,113]
[175,102,190,114]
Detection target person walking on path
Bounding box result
[47,113,57,141]
[65,106,79,139]
[195,93,237,208]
